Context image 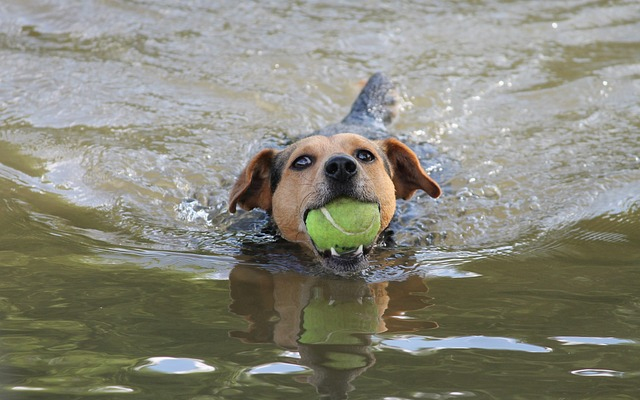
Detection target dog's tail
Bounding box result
[341,72,399,131]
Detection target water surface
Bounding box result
[1,1,639,399]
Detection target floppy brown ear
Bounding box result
[379,138,442,200]
[228,149,277,213]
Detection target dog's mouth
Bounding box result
[302,202,379,276]
[311,239,373,276]
[317,244,371,259]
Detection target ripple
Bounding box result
[134,357,215,374]
[552,336,637,346]
[571,369,625,378]
[11,386,47,392]
[88,386,135,393]
[246,362,309,375]
[380,335,552,354]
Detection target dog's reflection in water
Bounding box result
[228,266,438,399]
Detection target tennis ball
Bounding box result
[299,297,380,345]
[305,198,381,254]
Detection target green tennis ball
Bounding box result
[299,297,380,345]
[305,198,381,254]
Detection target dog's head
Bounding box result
[229,133,441,275]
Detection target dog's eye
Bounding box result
[355,149,375,163]
[292,155,313,170]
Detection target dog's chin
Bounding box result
[315,245,374,277]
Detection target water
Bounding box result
[1,0,639,398]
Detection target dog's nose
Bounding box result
[325,154,358,181]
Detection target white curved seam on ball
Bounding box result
[319,207,375,236]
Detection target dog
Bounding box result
[228,73,441,275]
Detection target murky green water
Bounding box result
[1,1,639,399]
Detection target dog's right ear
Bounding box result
[228,149,277,213]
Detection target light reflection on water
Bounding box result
[552,336,637,346]
[134,357,216,374]
[380,335,552,354]
[1,0,639,398]
[246,362,309,375]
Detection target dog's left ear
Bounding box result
[379,138,442,200]
[228,149,277,213]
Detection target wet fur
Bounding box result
[229,73,441,275]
